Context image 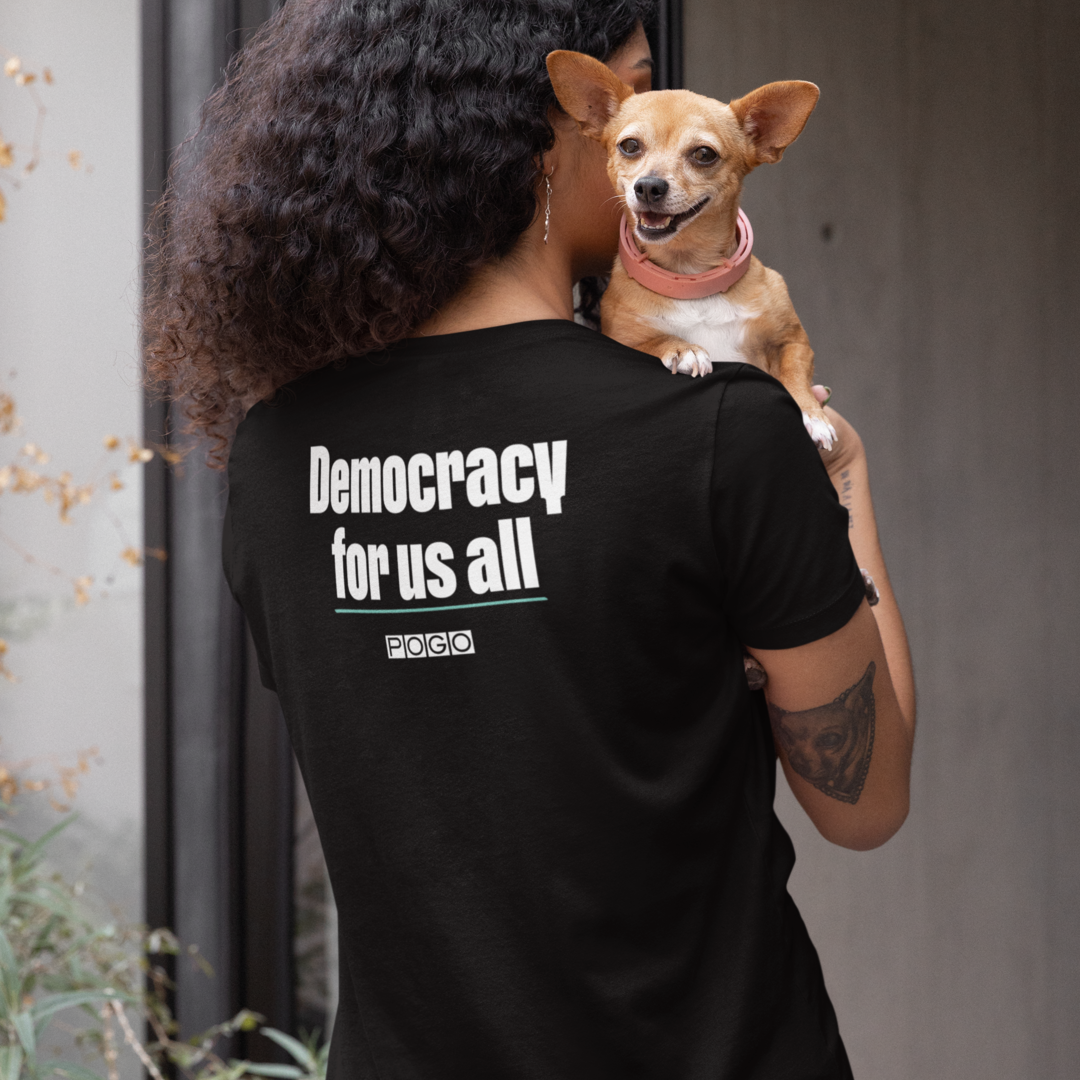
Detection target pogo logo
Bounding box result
[385,630,475,659]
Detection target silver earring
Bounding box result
[543,173,552,244]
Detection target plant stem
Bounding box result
[110,999,166,1080]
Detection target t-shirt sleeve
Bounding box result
[711,368,865,649]
[222,477,279,692]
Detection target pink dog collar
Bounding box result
[618,208,754,300]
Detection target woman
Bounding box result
[146,2,915,1077]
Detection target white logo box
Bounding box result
[386,630,475,659]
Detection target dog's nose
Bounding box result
[634,176,669,204]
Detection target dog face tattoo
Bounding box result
[768,662,877,804]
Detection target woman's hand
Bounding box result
[811,384,864,481]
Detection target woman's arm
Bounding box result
[747,405,916,850]
[819,406,916,730]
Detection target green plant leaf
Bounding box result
[12,1009,36,1057]
[0,924,17,973]
[0,925,19,1007]
[242,1065,304,1079]
[31,989,120,1029]
[52,1063,111,1080]
[231,1009,262,1033]
[0,1044,24,1080]
[23,886,79,922]
[213,1064,257,1080]
[12,817,76,873]
[258,1029,315,1071]
[145,928,181,956]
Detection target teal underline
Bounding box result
[335,597,548,614]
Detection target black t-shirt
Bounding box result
[224,320,864,1080]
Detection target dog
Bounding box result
[546,51,835,450]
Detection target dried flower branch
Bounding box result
[0,49,87,221]
[0,640,15,683]
[100,1004,121,1080]
[110,999,166,1080]
[0,381,166,677]
[0,742,100,807]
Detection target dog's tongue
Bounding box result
[640,212,672,230]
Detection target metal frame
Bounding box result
[141,0,292,1058]
[649,0,684,90]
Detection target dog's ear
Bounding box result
[546,51,634,140]
[729,81,820,166]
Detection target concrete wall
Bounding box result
[0,1,143,923]
[683,1,1079,1076]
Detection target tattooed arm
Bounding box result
[748,406,916,850]
[817,405,916,728]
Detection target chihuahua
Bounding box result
[547,51,835,450]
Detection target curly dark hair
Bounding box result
[144,0,654,462]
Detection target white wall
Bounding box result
[0,1,143,922]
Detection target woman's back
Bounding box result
[225,320,862,1079]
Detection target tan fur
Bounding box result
[547,51,831,443]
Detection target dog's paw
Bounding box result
[802,411,837,451]
[661,345,712,378]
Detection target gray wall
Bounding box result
[683,1,1080,1076]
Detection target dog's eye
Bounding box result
[618,138,641,156]
[691,146,718,164]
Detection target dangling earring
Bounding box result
[543,172,552,245]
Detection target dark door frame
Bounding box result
[650,0,684,90]
[142,0,293,1059]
